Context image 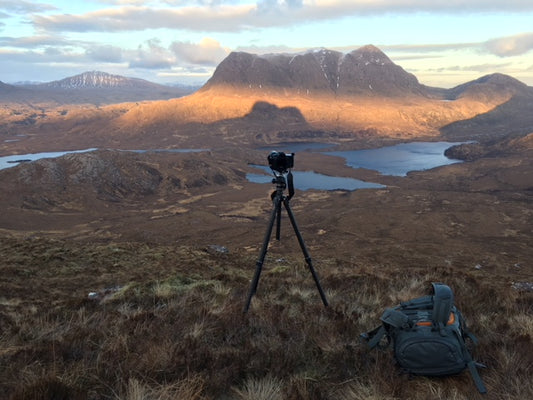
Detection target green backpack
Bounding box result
[362,283,487,394]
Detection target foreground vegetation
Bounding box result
[1,236,531,400]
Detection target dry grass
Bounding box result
[232,375,284,400]
[0,236,531,399]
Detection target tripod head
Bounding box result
[270,169,294,201]
[267,150,295,200]
[268,151,294,174]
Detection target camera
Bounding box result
[268,151,294,173]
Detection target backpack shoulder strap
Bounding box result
[399,295,433,311]
[452,326,488,394]
[432,282,454,327]
[380,307,410,328]
[361,307,410,350]
[361,325,388,349]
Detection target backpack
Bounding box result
[361,283,487,394]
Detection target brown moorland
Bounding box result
[1,134,532,399]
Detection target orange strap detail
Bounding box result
[415,312,455,326]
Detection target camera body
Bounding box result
[268,151,294,173]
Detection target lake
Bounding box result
[247,165,385,191]
[1,142,465,191]
[0,148,98,170]
[327,141,466,176]
[0,148,208,170]
[248,141,466,190]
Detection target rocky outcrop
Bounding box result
[202,45,425,97]
[41,71,162,90]
[3,150,246,208]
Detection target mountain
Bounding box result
[202,45,426,97]
[2,45,532,152]
[0,81,30,96]
[2,72,196,105]
[38,71,168,90]
[445,73,530,101]
[1,81,19,92]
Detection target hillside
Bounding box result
[0,81,27,94]
[1,135,532,399]
[1,45,533,155]
[39,71,167,90]
[1,71,195,106]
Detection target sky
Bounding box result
[1,0,533,88]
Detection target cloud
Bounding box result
[31,2,533,34]
[0,47,86,66]
[170,37,228,65]
[0,35,68,48]
[3,1,533,86]
[160,0,240,5]
[128,37,228,70]
[129,38,175,69]
[99,0,153,5]
[484,33,533,57]
[430,62,513,73]
[86,45,123,63]
[255,0,303,14]
[380,43,478,53]
[0,0,56,14]
[32,5,255,33]
[235,43,300,54]
[158,65,213,78]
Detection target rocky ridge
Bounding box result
[1,72,195,105]
[39,71,165,90]
[202,45,425,97]
[2,150,247,209]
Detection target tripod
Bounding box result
[244,169,329,312]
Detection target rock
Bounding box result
[206,244,229,254]
[511,282,533,292]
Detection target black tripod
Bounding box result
[244,169,329,312]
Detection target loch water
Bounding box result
[327,141,466,176]
[248,141,466,190]
[1,142,465,191]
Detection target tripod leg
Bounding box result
[244,194,283,313]
[283,197,329,307]
[275,196,282,240]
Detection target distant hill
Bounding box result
[445,73,530,101]
[1,72,197,105]
[37,71,169,90]
[1,81,21,92]
[0,81,31,96]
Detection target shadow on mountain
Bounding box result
[186,100,335,147]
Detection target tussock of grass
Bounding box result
[1,236,532,399]
[232,375,284,400]
[119,375,206,400]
